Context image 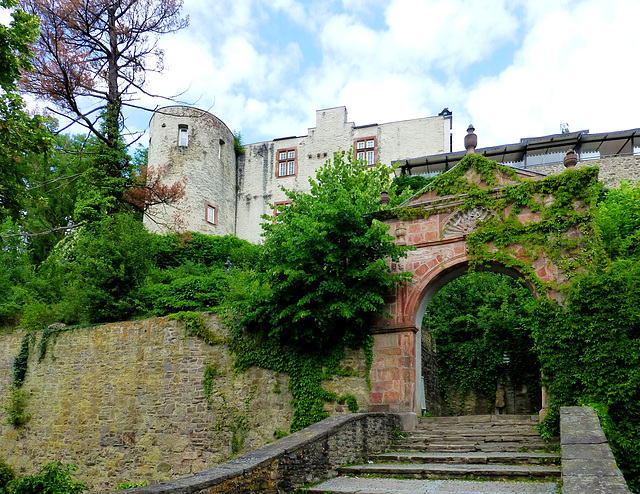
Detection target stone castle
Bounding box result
[145,105,640,244]
[144,106,453,243]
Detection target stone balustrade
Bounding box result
[98,412,403,494]
[560,406,630,493]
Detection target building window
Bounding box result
[273,200,293,216]
[354,136,377,166]
[205,203,217,225]
[178,125,188,147]
[276,148,297,177]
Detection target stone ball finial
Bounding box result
[564,149,578,168]
[464,124,477,154]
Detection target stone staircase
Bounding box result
[308,414,561,494]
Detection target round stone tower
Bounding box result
[145,106,237,236]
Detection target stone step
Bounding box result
[373,451,560,465]
[337,462,561,480]
[415,425,541,433]
[418,414,539,424]
[307,477,560,494]
[415,424,541,431]
[393,442,550,453]
[403,432,544,441]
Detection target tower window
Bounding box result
[178,125,188,147]
[205,203,217,225]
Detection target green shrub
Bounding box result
[152,232,260,270]
[26,214,152,325]
[273,429,288,440]
[531,259,640,491]
[2,386,30,427]
[0,458,15,489]
[4,462,87,494]
[138,270,228,315]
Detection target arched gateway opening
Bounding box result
[418,265,540,416]
[368,155,599,417]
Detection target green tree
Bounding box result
[17,131,96,263]
[240,152,412,351]
[0,0,51,221]
[24,214,153,327]
[229,153,411,431]
[595,181,640,260]
[19,0,188,219]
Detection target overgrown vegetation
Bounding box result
[428,271,539,413]
[228,152,411,430]
[528,180,640,492]
[0,228,259,331]
[115,481,147,490]
[406,157,639,491]
[1,462,87,494]
[0,458,15,491]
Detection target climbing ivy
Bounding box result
[2,333,35,426]
[168,311,224,345]
[228,323,371,432]
[386,154,602,294]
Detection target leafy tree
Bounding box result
[0,219,32,327]
[228,153,412,431]
[24,214,153,326]
[16,131,95,263]
[0,0,51,221]
[18,0,188,219]
[595,181,640,260]
[239,152,411,351]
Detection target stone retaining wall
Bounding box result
[98,413,401,494]
[560,406,630,493]
[0,316,369,491]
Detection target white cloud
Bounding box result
[466,0,640,149]
[110,0,640,151]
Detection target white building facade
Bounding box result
[146,105,453,243]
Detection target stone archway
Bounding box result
[367,157,598,415]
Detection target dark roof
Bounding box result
[394,127,640,176]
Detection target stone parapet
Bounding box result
[527,155,640,188]
[560,406,631,493]
[98,413,401,494]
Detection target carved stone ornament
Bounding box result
[442,207,495,238]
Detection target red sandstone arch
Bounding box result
[368,166,573,414]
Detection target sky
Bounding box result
[5,0,640,152]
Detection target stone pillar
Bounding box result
[369,326,417,413]
[540,384,550,423]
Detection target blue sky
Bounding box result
[6,0,640,153]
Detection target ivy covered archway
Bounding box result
[368,154,601,414]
